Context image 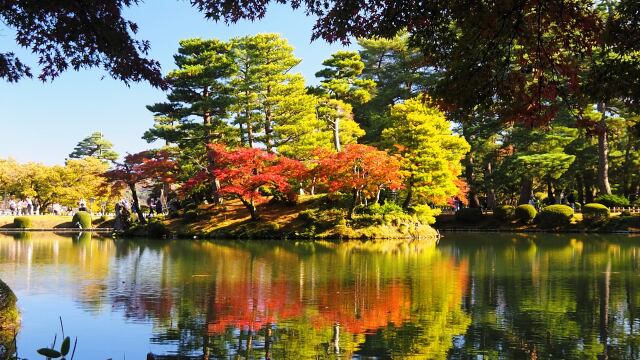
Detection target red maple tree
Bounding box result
[315,144,404,218]
[188,144,307,220]
[104,149,176,223]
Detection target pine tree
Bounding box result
[382,97,470,208]
[69,132,119,163]
[313,51,372,151]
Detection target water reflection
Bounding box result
[2,232,640,358]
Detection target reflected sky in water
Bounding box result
[1,232,639,359]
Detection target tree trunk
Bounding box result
[597,102,612,195]
[546,178,555,205]
[333,118,341,152]
[246,90,254,148]
[402,179,414,209]
[622,135,633,197]
[348,188,359,219]
[518,177,533,205]
[129,183,146,224]
[464,153,480,208]
[241,198,259,221]
[264,86,273,152]
[576,173,584,205]
[485,161,496,209]
[202,86,212,143]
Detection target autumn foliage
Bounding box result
[104,150,177,222]
[188,144,307,220]
[314,144,404,217]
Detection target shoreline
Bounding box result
[0,228,113,232]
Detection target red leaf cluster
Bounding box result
[104,149,177,189]
[190,144,307,206]
[314,144,404,198]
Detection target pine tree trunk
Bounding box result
[518,177,533,205]
[576,173,584,205]
[597,102,612,195]
[485,161,496,209]
[333,118,341,152]
[264,86,273,152]
[464,153,480,208]
[622,136,633,197]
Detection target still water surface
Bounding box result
[1,232,639,359]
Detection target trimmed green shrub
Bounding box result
[595,194,629,207]
[537,205,574,228]
[621,210,633,217]
[12,217,32,229]
[183,210,198,223]
[147,220,169,238]
[515,204,537,224]
[582,203,610,222]
[455,208,484,222]
[72,211,92,229]
[494,205,515,222]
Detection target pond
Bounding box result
[0,232,639,359]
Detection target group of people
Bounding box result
[146,197,164,217]
[7,197,39,215]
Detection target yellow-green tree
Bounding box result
[382,97,470,208]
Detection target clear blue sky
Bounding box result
[0,1,353,164]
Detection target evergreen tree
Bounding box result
[146,38,237,149]
[313,51,371,151]
[356,33,434,141]
[382,97,470,208]
[69,132,119,163]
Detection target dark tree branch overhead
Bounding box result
[3,0,640,127]
[1,0,165,87]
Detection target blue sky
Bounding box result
[0,1,353,164]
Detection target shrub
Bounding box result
[183,210,198,223]
[515,204,537,224]
[410,204,440,225]
[537,205,574,228]
[455,208,484,222]
[12,217,32,229]
[147,220,169,238]
[494,205,515,222]
[621,210,632,217]
[582,203,610,222]
[72,211,92,229]
[595,194,630,207]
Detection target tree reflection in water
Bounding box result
[4,233,640,358]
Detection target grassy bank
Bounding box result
[0,215,113,229]
[134,195,438,240]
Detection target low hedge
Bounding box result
[515,204,537,224]
[582,203,610,222]
[494,205,515,222]
[595,194,630,207]
[72,211,92,229]
[13,217,32,229]
[537,205,574,228]
[455,208,484,223]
